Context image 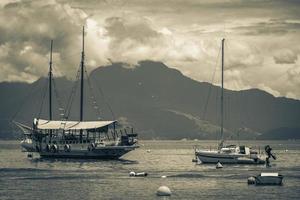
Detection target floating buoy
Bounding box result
[135,172,148,177]
[197,159,202,164]
[192,158,197,162]
[147,149,151,153]
[247,176,256,185]
[161,175,167,178]
[216,161,223,169]
[129,171,136,177]
[156,186,171,196]
[129,171,148,177]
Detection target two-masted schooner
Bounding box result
[195,39,265,164]
[17,27,139,159]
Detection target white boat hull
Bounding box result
[196,151,265,164]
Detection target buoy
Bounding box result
[135,172,148,177]
[247,176,256,185]
[129,171,148,177]
[129,171,136,177]
[161,175,167,178]
[192,158,197,162]
[216,161,223,169]
[147,149,151,153]
[197,159,202,164]
[156,186,171,196]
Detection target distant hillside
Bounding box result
[1,60,300,140]
[258,127,300,140]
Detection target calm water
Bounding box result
[0,140,299,200]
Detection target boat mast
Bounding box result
[49,40,53,120]
[80,26,85,122]
[79,26,85,141]
[220,38,225,149]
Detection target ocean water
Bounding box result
[0,140,299,200]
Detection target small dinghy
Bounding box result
[248,173,283,185]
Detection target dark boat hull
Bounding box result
[39,146,137,159]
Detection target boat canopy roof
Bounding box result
[35,118,116,130]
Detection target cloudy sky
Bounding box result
[0,0,300,99]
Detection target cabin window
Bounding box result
[240,146,246,154]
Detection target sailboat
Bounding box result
[195,39,265,164]
[17,27,139,159]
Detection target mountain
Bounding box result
[1,60,300,140]
[258,127,300,140]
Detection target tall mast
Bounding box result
[80,26,85,122]
[220,38,225,148]
[49,40,53,120]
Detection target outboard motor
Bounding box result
[265,145,276,167]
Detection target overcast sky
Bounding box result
[0,0,300,99]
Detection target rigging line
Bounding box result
[224,41,254,130]
[64,80,78,120]
[226,93,229,132]
[225,40,252,129]
[10,80,42,121]
[64,65,80,119]
[64,67,81,120]
[221,40,244,138]
[52,77,64,116]
[66,66,81,115]
[84,68,102,119]
[237,90,244,136]
[85,67,116,120]
[202,42,222,120]
[215,86,219,145]
[37,79,49,119]
[91,74,116,120]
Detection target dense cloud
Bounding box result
[0,0,86,81]
[274,49,298,64]
[233,19,300,36]
[0,0,300,99]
